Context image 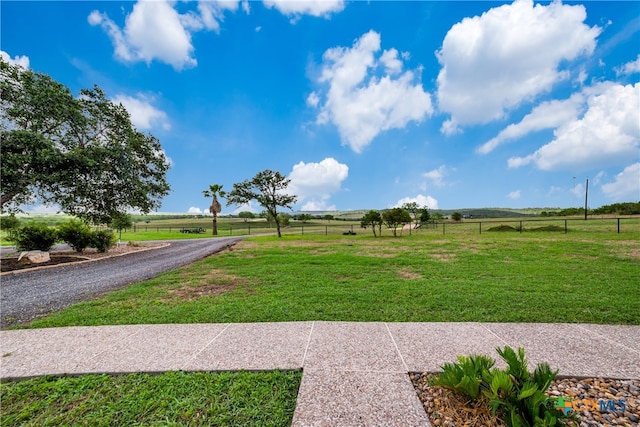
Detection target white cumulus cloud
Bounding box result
[230,201,260,214]
[263,0,345,20]
[188,207,204,214]
[571,183,585,198]
[508,190,521,200]
[393,194,439,210]
[195,0,240,32]
[616,54,640,76]
[601,163,640,201]
[310,30,433,153]
[89,0,242,71]
[306,91,320,108]
[112,93,171,131]
[288,158,348,211]
[478,93,585,154]
[0,51,30,69]
[508,82,640,171]
[437,0,600,128]
[422,165,449,188]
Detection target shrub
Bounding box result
[0,214,21,241]
[58,219,94,253]
[14,224,58,251]
[91,230,116,253]
[487,225,517,232]
[529,225,565,232]
[431,346,577,427]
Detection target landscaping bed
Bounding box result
[1,256,86,272]
[0,243,164,273]
[412,373,640,426]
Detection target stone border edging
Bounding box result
[0,243,171,277]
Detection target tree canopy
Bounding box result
[226,169,297,238]
[382,208,411,237]
[419,207,431,223]
[297,213,312,223]
[401,202,420,224]
[109,212,133,240]
[0,59,171,224]
[360,210,383,237]
[238,211,255,221]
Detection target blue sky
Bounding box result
[2,0,639,214]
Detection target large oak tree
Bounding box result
[0,59,171,224]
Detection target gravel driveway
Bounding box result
[0,237,245,328]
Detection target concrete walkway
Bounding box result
[1,322,639,426]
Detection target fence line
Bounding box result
[126,217,638,236]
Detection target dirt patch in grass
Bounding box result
[169,269,250,301]
[270,240,327,249]
[166,283,239,301]
[606,240,640,261]
[398,269,423,280]
[309,247,338,255]
[362,251,400,258]
[355,243,410,258]
[235,240,260,250]
[429,252,456,262]
[237,239,328,253]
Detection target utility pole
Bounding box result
[584,178,589,220]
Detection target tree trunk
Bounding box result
[212,213,218,235]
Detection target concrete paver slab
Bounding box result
[574,324,640,354]
[80,324,230,374]
[183,322,313,371]
[292,370,430,427]
[484,323,640,379]
[303,321,406,372]
[0,326,138,379]
[387,322,509,372]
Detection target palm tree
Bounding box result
[202,184,225,235]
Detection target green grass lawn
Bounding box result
[22,231,640,328]
[0,370,301,427]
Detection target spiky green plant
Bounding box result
[482,347,578,427]
[431,346,578,427]
[430,354,495,399]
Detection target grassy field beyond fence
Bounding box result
[109,216,640,242]
[2,215,638,245]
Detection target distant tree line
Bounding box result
[540,202,640,217]
[590,202,640,215]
